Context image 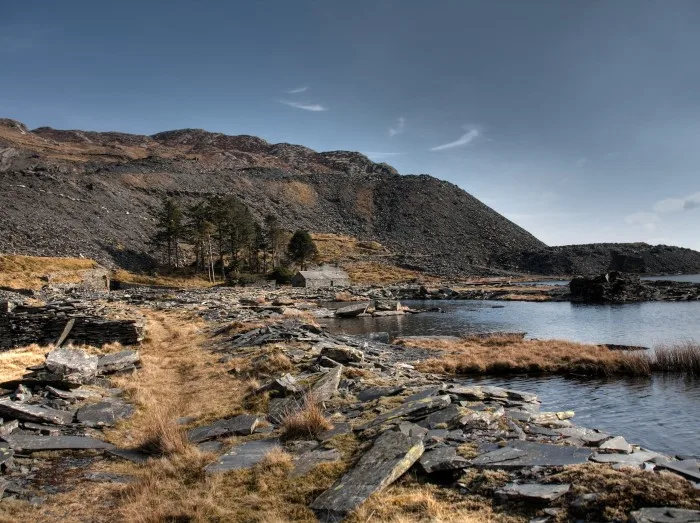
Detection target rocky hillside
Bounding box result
[498,243,700,276]
[0,118,545,276]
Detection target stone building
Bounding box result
[291,267,351,289]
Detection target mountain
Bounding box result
[1,118,699,277]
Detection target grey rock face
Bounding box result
[631,508,700,523]
[205,439,280,474]
[358,395,452,430]
[2,433,115,451]
[653,459,700,483]
[471,441,591,469]
[496,482,570,502]
[310,430,424,519]
[0,399,74,425]
[45,347,98,384]
[310,365,343,402]
[419,446,470,473]
[319,345,364,364]
[76,401,135,427]
[291,448,342,477]
[356,386,404,402]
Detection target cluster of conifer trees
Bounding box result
[152,196,317,282]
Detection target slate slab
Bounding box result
[97,350,140,374]
[631,507,700,523]
[310,430,424,519]
[0,399,74,425]
[598,435,632,454]
[187,414,260,443]
[335,303,369,317]
[76,401,134,427]
[318,422,352,441]
[654,459,700,483]
[357,395,452,430]
[46,347,98,383]
[311,365,343,402]
[291,448,342,477]
[496,482,570,502]
[0,447,13,469]
[471,441,591,469]
[419,446,470,473]
[590,450,661,466]
[205,439,280,474]
[357,386,404,402]
[320,345,363,364]
[107,448,151,463]
[3,433,115,451]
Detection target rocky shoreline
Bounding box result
[0,285,698,521]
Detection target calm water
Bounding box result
[323,300,700,346]
[322,299,700,455]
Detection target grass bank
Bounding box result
[397,335,700,377]
[0,254,98,290]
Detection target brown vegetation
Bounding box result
[345,261,437,285]
[112,268,216,288]
[0,343,48,384]
[281,397,333,440]
[0,254,98,290]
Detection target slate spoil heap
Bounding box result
[1,285,699,522]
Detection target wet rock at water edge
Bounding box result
[631,507,700,523]
[470,441,591,469]
[310,430,424,520]
[334,303,369,318]
[598,435,633,454]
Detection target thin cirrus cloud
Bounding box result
[388,117,405,137]
[277,99,328,112]
[430,126,481,151]
[285,86,308,94]
[652,192,700,213]
[624,211,659,232]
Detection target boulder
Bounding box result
[259,374,299,396]
[374,299,400,311]
[0,399,74,425]
[310,430,424,519]
[419,446,470,473]
[310,365,343,402]
[319,345,363,364]
[97,350,140,374]
[598,435,632,454]
[334,303,369,318]
[45,347,98,384]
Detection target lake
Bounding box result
[520,273,700,286]
[321,299,700,456]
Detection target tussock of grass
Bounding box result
[0,254,98,290]
[652,341,700,375]
[546,463,700,521]
[281,398,333,440]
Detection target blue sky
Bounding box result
[2,0,699,249]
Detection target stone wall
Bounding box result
[0,299,143,350]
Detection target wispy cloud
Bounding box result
[388,117,405,137]
[653,192,700,213]
[430,126,481,151]
[278,99,328,112]
[625,211,659,232]
[285,86,308,94]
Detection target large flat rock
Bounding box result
[590,450,661,466]
[471,441,591,469]
[335,303,369,318]
[3,433,115,451]
[311,365,343,402]
[205,439,280,474]
[187,414,261,443]
[46,347,98,383]
[496,482,570,502]
[0,399,74,425]
[419,446,470,473]
[311,430,424,519]
[76,401,134,427]
[97,350,140,374]
[631,508,700,523]
[291,448,342,477]
[653,459,700,483]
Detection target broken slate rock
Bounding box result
[334,303,369,318]
[319,345,364,364]
[310,430,424,519]
[653,459,700,483]
[598,435,633,454]
[419,446,470,473]
[259,374,299,397]
[76,401,135,427]
[356,386,404,402]
[0,419,19,437]
[496,482,570,502]
[357,395,452,430]
[631,508,700,523]
[3,433,115,451]
[590,450,662,467]
[45,347,98,383]
[291,448,342,477]
[187,414,261,443]
[205,439,280,474]
[471,441,591,469]
[419,405,465,430]
[84,472,135,484]
[97,350,140,374]
[310,365,343,402]
[317,422,352,442]
[0,399,74,425]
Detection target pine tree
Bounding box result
[153,197,185,268]
[287,230,318,270]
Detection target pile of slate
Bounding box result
[0,346,141,502]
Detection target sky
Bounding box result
[2,1,699,250]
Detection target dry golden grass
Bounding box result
[399,335,653,377]
[547,463,700,521]
[112,268,216,288]
[311,233,387,263]
[652,341,700,375]
[345,261,436,285]
[281,398,333,440]
[0,343,48,384]
[348,480,524,523]
[0,254,98,290]
[268,180,318,207]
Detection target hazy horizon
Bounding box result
[2,0,699,250]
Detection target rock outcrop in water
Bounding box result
[569,272,700,303]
